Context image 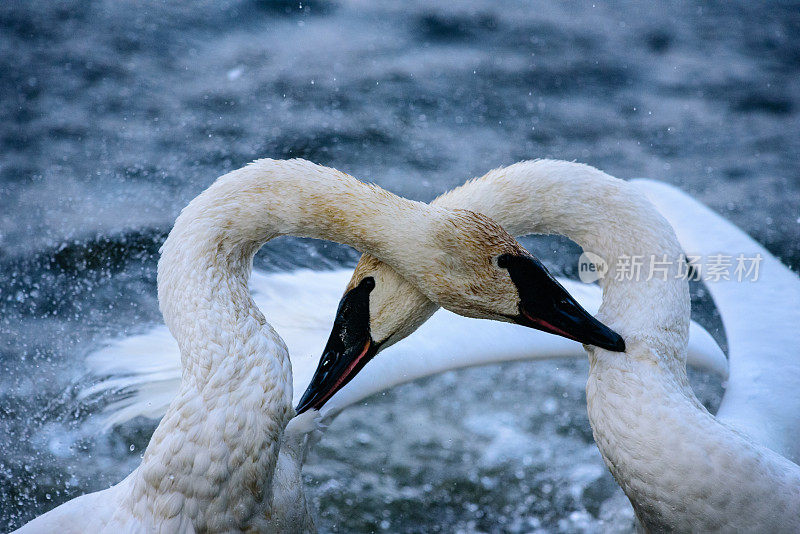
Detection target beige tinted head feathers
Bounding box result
[346,208,528,337]
[426,208,531,319]
[297,205,624,413]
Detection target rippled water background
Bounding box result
[1,1,798,531]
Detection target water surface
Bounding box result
[1,1,798,531]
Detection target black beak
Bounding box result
[296,277,379,414]
[498,253,626,352]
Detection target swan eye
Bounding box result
[360,277,376,291]
[496,254,512,269]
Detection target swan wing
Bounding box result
[634,179,800,463]
[83,268,726,425]
[12,481,128,534]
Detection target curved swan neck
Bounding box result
[433,160,800,530]
[188,158,434,257]
[435,160,689,360]
[140,158,443,529]
[158,158,438,355]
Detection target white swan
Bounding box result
[306,160,799,531]
[17,158,624,532]
[71,174,734,532]
[75,160,798,530]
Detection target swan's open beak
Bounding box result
[296,277,378,414]
[499,253,626,352]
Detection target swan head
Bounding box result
[296,210,625,413]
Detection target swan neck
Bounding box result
[142,158,437,527]
[158,158,435,353]
[431,164,800,531]
[435,160,690,351]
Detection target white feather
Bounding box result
[81,269,726,425]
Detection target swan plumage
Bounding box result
[51,159,799,531]
[20,158,609,532]
[303,160,800,531]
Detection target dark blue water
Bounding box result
[1,1,798,531]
